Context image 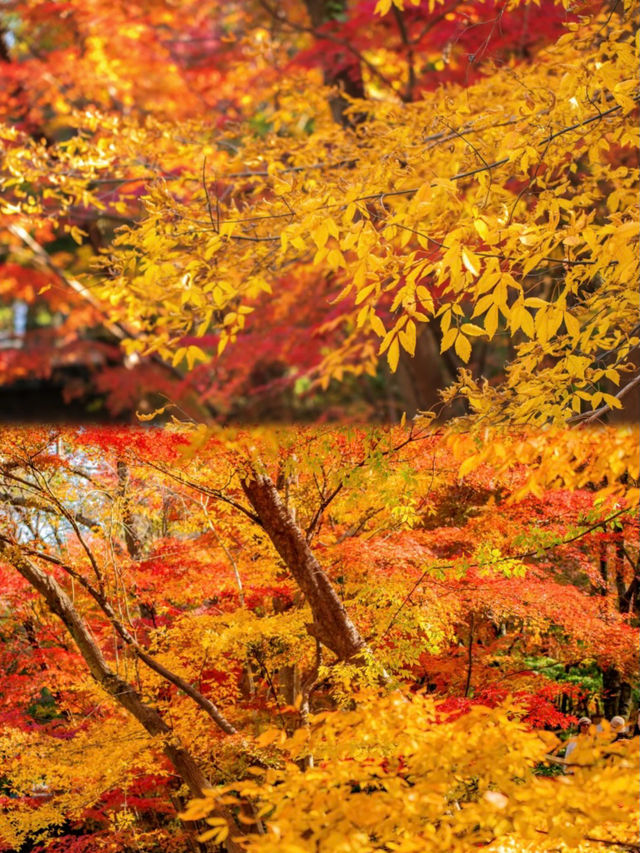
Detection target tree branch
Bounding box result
[0,540,214,799]
[568,372,640,424]
[0,533,237,734]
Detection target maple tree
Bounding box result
[0,424,638,851]
[0,0,638,851]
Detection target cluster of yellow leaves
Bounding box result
[445,424,639,505]
[183,692,639,852]
[0,715,164,850]
[100,0,636,423]
[2,0,637,429]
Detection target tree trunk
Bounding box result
[602,665,622,718]
[117,459,142,558]
[596,535,634,720]
[397,327,451,417]
[1,545,247,852]
[303,0,366,127]
[241,472,368,662]
[278,663,301,706]
[3,545,210,796]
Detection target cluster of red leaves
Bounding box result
[292,0,602,94]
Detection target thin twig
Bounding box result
[202,156,217,233]
[568,372,640,424]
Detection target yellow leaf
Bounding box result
[70,225,87,244]
[460,323,484,337]
[399,320,416,356]
[520,308,534,338]
[172,346,187,366]
[416,284,433,308]
[312,222,329,249]
[198,826,229,843]
[327,248,346,269]
[546,307,563,338]
[355,283,375,305]
[374,0,393,14]
[454,333,471,363]
[524,297,547,309]
[387,337,400,372]
[186,345,208,370]
[485,304,499,339]
[326,217,339,240]
[474,218,489,241]
[601,393,623,409]
[472,293,495,318]
[461,249,481,277]
[370,313,386,337]
[440,327,457,353]
[564,311,580,338]
[378,328,395,355]
[356,304,370,328]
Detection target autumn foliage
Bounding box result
[0,424,638,851]
[0,0,638,851]
[1,0,638,421]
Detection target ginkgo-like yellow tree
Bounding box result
[1,0,638,423]
[0,0,638,852]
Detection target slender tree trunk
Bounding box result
[3,545,211,797]
[0,544,248,853]
[241,472,368,662]
[602,665,623,718]
[599,536,634,719]
[278,664,301,706]
[464,614,474,698]
[0,27,11,63]
[117,459,142,559]
[398,327,451,416]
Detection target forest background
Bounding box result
[0,0,638,852]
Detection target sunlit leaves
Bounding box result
[66,0,634,422]
[184,692,640,853]
[1,0,637,422]
[0,422,638,851]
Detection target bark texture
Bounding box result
[241,472,367,661]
